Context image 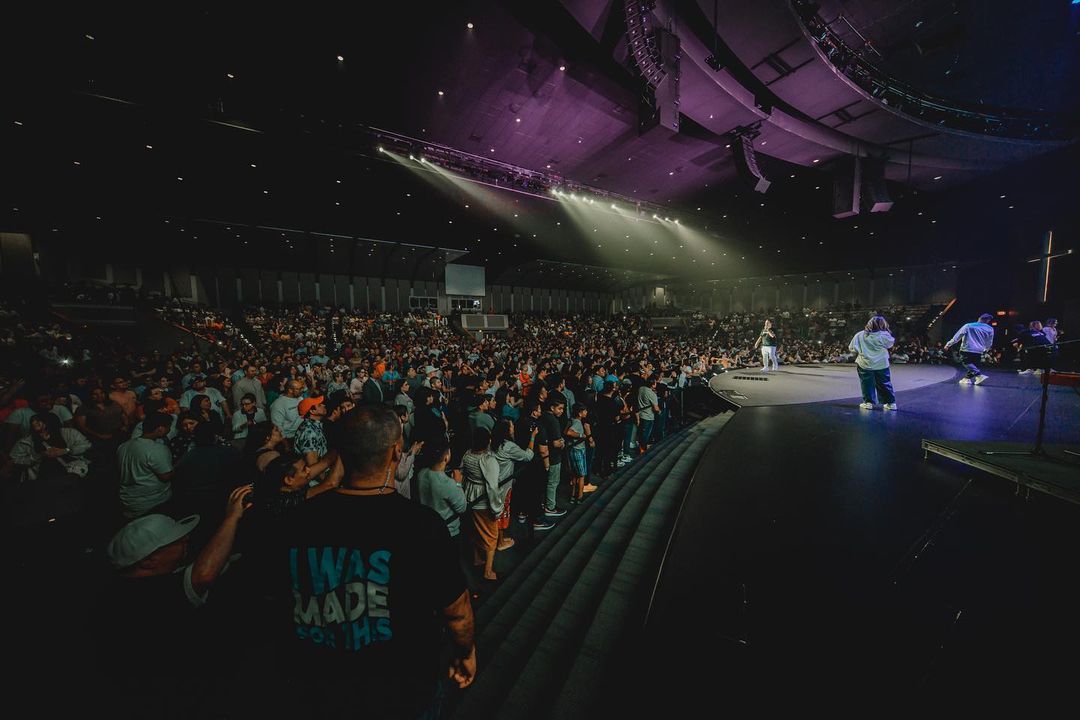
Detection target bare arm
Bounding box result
[443,590,477,689]
[307,456,344,499]
[190,485,252,595]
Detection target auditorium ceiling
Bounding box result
[1,1,1077,286]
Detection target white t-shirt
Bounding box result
[4,405,73,436]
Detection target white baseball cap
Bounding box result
[106,514,200,569]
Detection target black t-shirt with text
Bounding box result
[276,491,465,688]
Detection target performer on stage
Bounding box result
[1043,318,1059,344]
[1012,320,1052,375]
[849,315,897,411]
[754,319,779,372]
[944,313,995,385]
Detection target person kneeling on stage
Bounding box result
[944,314,995,385]
[849,316,897,411]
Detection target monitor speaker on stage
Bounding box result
[832,156,861,218]
[733,136,770,193]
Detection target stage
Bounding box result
[707,363,956,407]
[623,366,1080,706]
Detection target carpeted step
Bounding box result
[456,424,708,717]
[499,416,729,718]
[472,426,692,631]
[548,413,734,718]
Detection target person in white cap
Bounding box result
[105,484,252,602]
[96,485,252,697]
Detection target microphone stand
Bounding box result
[984,339,1079,463]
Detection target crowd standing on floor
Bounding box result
[1,297,1061,716]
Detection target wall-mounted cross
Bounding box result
[1028,230,1073,303]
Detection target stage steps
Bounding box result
[454,412,733,719]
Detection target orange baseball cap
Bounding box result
[298,396,325,417]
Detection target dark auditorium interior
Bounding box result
[2,1,1079,715]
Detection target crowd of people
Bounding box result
[4,296,1057,715]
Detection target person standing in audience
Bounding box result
[944,313,996,385]
[108,376,140,423]
[74,385,128,457]
[97,486,251,704]
[362,370,386,403]
[564,403,596,502]
[635,376,660,454]
[9,412,91,483]
[416,437,467,538]
[849,315,897,411]
[5,390,74,438]
[348,368,366,401]
[536,397,568,519]
[592,381,620,480]
[180,375,229,421]
[117,413,176,519]
[293,396,329,467]
[252,453,342,517]
[179,362,206,394]
[490,417,534,530]
[269,379,304,441]
[461,427,511,581]
[231,393,266,445]
[232,363,267,412]
[189,394,227,441]
[394,379,415,439]
[274,403,476,716]
[468,393,496,433]
[412,387,449,445]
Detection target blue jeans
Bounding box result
[857,366,895,404]
[638,419,655,448]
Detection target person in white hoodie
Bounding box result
[944,313,996,385]
[849,316,897,411]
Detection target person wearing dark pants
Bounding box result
[590,382,619,479]
[635,376,660,453]
[849,315,897,411]
[944,313,996,385]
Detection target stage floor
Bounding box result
[629,368,1080,705]
[708,362,957,406]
